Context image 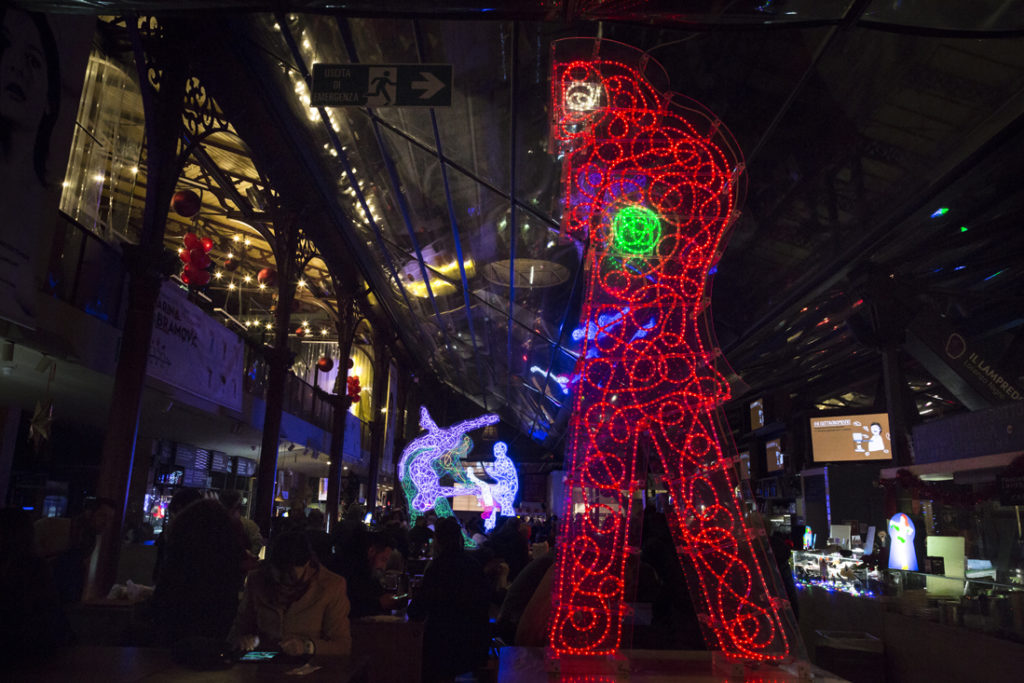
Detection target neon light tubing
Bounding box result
[546,37,801,663]
[398,407,499,520]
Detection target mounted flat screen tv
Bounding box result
[765,438,785,472]
[809,413,893,462]
[749,398,765,431]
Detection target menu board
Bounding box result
[174,443,198,468]
[182,467,208,488]
[210,451,232,474]
[235,457,258,477]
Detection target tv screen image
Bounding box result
[809,413,892,462]
[765,439,784,472]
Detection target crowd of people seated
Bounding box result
[1,493,739,680]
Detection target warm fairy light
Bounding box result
[227,252,234,259]
[258,283,266,290]
[228,283,236,290]
[302,320,309,327]
[265,323,273,330]
[321,329,328,336]
[244,238,252,246]
[214,271,223,279]
[398,407,499,521]
[130,167,139,174]
[243,275,252,283]
[298,279,307,287]
[233,235,241,242]
[546,39,797,663]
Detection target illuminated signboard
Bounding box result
[765,439,784,473]
[809,413,893,462]
[749,398,765,431]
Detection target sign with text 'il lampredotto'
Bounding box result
[311,63,452,107]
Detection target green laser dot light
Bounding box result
[612,205,661,255]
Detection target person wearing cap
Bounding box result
[229,531,351,656]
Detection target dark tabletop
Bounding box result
[7,646,368,683]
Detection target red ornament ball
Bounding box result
[257,268,278,287]
[317,357,334,372]
[200,236,214,253]
[171,190,201,218]
[294,326,306,337]
[347,358,354,369]
[192,269,211,287]
[223,258,239,272]
[182,232,201,251]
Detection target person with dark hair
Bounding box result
[408,514,434,557]
[484,516,530,582]
[230,531,351,656]
[0,508,72,663]
[150,498,247,645]
[338,529,406,618]
[407,516,490,683]
[152,487,203,584]
[304,508,333,566]
[0,8,63,322]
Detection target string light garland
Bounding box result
[398,407,499,521]
[547,38,799,663]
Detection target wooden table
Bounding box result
[351,614,425,683]
[7,646,368,682]
[498,647,850,682]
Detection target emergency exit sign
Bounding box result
[311,63,452,107]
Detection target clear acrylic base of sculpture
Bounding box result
[544,648,630,676]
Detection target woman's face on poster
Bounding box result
[1,11,49,130]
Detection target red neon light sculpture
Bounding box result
[547,38,802,663]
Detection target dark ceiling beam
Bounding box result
[725,104,1024,364]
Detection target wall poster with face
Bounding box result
[0,9,92,329]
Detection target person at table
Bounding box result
[337,529,406,618]
[230,531,351,656]
[407,516,490,683]
[151,497,247,644]
[408,514,434,557]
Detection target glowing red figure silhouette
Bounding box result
[547,38,801,662]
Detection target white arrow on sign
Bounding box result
[411,71,446,100]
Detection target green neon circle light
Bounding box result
[611,205,661,255]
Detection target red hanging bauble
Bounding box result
[223,258,239,272]
[200,236,214,253]
[347,358,354,369]
[294,327,306,337]
[257,268,278,287]
[192,269,211,287]
[182,232,201,251]
[171,190,201,218]
[188,248,211,269]
[317,357,334,372]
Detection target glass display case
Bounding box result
[792,548,881,597]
